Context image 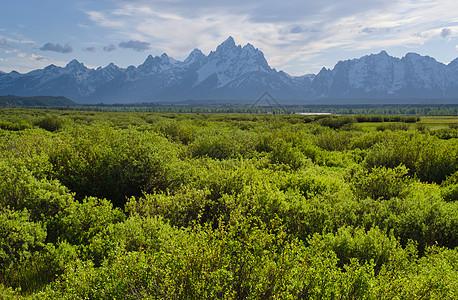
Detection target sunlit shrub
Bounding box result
[376,122,409,131]
[351,165,409,200]
[0,120,31,131]
[364,132,458,183]
[0,208,46,289]
[34,115,64,132]
[189,128,259,160]
[49,124,188,206]
[318,116,356,129]
[308,226,403,273]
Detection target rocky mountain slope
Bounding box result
[1,37,457,104]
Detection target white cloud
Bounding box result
[86,10,125,28]
[30,54,50,61]
[78,23,91,29]
[90,2,456,56]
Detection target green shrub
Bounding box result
[315,130,355,151]
[364,132,458,183]
[34,115,64,132]
[376,122,409,131]
[318,116,356,129]
[308,226,403,273]
[268,139,310,170]
[49,124,187,206]
[351,165,409,200]
[0,208,46,289]
[60,196,125,248]
[189,128,259,160]
[0,120,31,131]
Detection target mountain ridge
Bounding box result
[1,37,458,104]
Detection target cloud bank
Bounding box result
[82,0,458,73]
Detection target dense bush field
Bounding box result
[1,108,458,299]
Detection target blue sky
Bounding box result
[1,0,458,75]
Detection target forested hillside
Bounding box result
[1,108,458,299]
[0,96,77,107]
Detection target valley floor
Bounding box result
[1,108,457,298]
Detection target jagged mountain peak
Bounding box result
[220,36,236,48]
[144,54,154,62]
[106,62,118,68]
[242,43,255,51]
[44,64,59,70]
[184,48,205,64]
[404,52,422,59]
[402,52,441,65]
[1,38,458,103]
[66,59,86,69]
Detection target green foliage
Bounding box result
[351,165,409,200]
[0,120,31,131]
[308,226,403,273]
[268,139,311,169]
[376,122,409,131]
[1,108,458,298]
[0,208,46,288]
[189,127,259,160]
[33,115,64,132]
[59,197,125,248]
[318,115,356,129]
[49,124,187,206]
[364,132,458,183]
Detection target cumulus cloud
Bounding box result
[119,40,150,51]
[40,42,73,53]
[84,46,97,52]
[103,44,117,52]
[30,54,50,61]
[86,10,125,28]
[441,28,451,38]
[85,0,458,74]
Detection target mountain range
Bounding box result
[1,37,458,104]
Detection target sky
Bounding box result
[1,0,458,76]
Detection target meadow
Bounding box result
[1,108,458,299]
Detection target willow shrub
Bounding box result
[49,124,187,207]
[351,165,410,200]
[364,132,458,183]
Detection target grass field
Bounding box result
[355,115,458,131]
[417,116,458,129]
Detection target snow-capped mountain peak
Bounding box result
[65,59,86,70]
[216,36,237,51]
[184,48,206,65]
[1,38,458,103]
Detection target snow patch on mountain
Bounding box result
[1,37,458,103]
